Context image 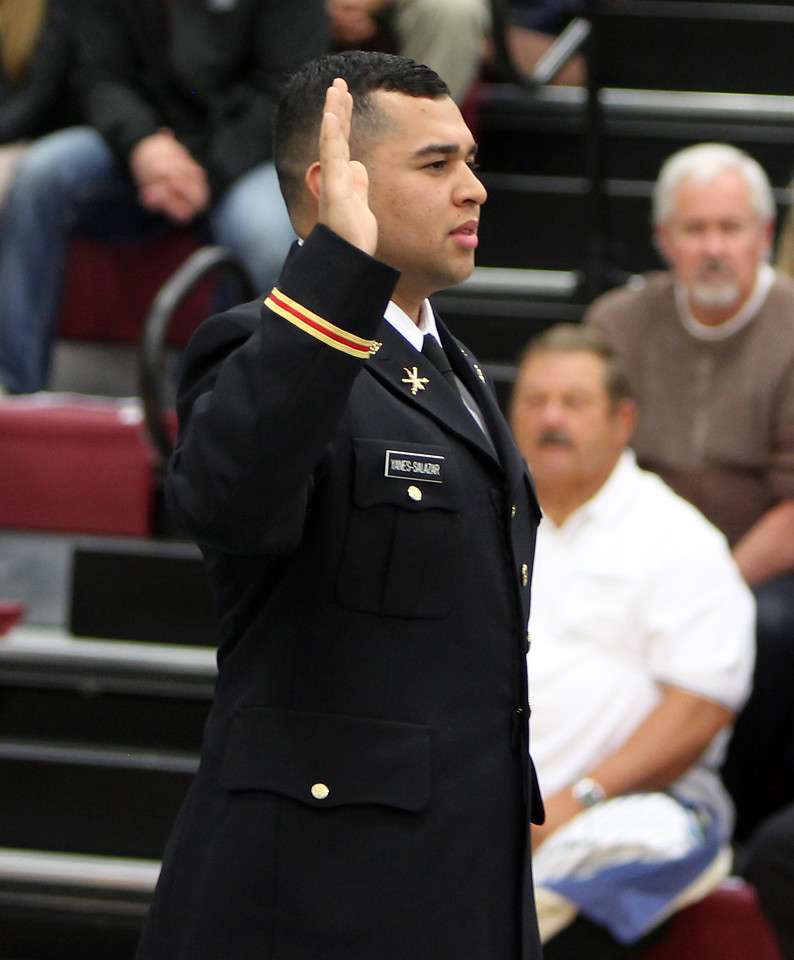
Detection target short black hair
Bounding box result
[274,50,450,213]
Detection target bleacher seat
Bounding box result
[0,396,157,537]
[60,231,208,347]
[643,878,784,960]
[596,1,794,97]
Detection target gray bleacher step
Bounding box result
[0,627,213,860]
[0,624,214,753]
[0,527,218,645]
[0,848,158,960]
[432,265,586,376]
[594,0,794,97]
[68,535,219,646]
[0,532,72,628]
[478,84,794,184]
[0,847,159,903]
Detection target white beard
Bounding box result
[690,279,741,309]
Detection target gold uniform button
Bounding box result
[311,783,330,800]
[511,504,517,518]
[521,563,529,587]
[407,485,423,502]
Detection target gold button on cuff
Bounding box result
[521,563,529,587]
[407,485,423,502]
[311,783,330,800]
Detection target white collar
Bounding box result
[384,299,439,352]
[553,450,639,532]
[675,263,775,341]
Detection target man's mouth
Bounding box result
[450,221,479,250]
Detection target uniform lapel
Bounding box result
[436,319,528,489]
[366,322,498,463]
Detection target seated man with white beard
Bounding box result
[585,142,794,842]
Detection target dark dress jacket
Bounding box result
[136,225,544,960]
[74,0,328,195]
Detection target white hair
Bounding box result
[652,143,775,225]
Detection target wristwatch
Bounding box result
[571,777,606,808]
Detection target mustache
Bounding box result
[696,258,735,277]
[536,428,574,448]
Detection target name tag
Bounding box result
[385,450,444,483]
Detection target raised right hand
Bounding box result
[318,78,378,256]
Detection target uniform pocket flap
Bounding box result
[353,438,461,511]
[220,707,432,812]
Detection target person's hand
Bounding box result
[530,787,586,851]
[327,0,391,46]
[318,78,377,255]
[129,129,211,225]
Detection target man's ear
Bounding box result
[762,218,775,261]
[617,397,638,444]
[305,160,322,201]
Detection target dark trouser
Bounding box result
[721,574,794,842]
[543,916,670,960]
[737,801,794,960]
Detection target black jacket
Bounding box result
[137,225,544,960]
[74,0,329,196]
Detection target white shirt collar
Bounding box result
[384,299,439,351]
[553,449,639,533]
[675,263,775,341]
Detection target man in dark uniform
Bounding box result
[136,50,544,960]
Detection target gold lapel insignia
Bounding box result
[369,341,383,356]
[473,363,486,383]
[402,366,430,395]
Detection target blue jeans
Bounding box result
[0,126,297,393]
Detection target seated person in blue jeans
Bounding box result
[0,0,328,395]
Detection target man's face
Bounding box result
[362,90,487,316]
[655,169,773,324]
[510,350,633,494]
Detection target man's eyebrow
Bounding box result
[410,142,479,160]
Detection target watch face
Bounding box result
[572,778,605,807]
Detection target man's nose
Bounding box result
[457,164,487,205]
[539,401,565,426]
[702,226,728,257]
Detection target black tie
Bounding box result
[422,334,457,388]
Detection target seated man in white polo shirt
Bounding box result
[510,322,755,960]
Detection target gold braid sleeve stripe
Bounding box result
[265,287,378,359]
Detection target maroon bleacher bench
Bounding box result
[643,878,783,960]
[60,231,209,346]
[0,235,253,540]
[0,395,157,537]
[0,233,201,539]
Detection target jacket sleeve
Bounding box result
[74,0,329,196]
[202,0,330,194]
[74,0,163,165]
[166,225,399,554]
